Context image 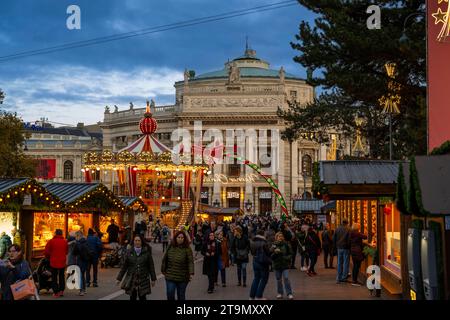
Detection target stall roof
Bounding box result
[0,178,30,194]
[42,183,100,203]
[320,161,402,185]
[321,200,336,212]
[293,199,325,214]
[198,204,243,215]
[119,196,141,207]
[161,205,180,213]
[414,155,450,215]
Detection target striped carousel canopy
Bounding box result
[118,134,172,154]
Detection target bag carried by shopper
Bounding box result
[10,262,40,300]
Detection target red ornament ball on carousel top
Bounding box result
[139,100,158,134]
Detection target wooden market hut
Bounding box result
[0,178,62,260]
[292,199,327,224]
[118,196,148,234]
[397,155,450,300]
[196,204,243,223]
[317,160,407,297]
[21,182,126,260]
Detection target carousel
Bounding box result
[82,101,209,229]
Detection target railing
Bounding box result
[104,105,177,122]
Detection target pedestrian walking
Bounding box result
[297,224,310,271]
[161,231,194,300]
[305,226,321,276]
[349,223,367,286]
[321,223,335,269]
[72,231,90,296]
[270,232,294,300]
[161,224,171,252]
[216,230,230,287]
[193,230,203,259]
[333,219,351,283]
[249,229,271,300]
[116,235,157,300]
[86,228,103,287]
[202,232,220,294]
[0,244,33,300]
[231,226,250,287]
[44,229,68,297]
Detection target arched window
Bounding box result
[64,160,73,181]
[302,154,312,176]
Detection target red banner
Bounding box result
[36,159,56,179]
[428,0,450,151]
[128,167,137,197]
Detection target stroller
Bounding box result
[32,258,53,293]
[100,243,125,268]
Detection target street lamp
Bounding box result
[302,171,307,199]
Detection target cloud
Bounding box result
[1,65,181,125]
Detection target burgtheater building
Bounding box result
[101,46,333,215]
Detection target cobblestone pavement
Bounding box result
[39,242,397,301]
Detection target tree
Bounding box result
[0,109,37,178]
[278,0,426,159]
[0,89,4,104]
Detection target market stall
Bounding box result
[196,204,243,223]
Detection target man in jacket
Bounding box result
[333,219,351,283]
[86,228,103,287]
[107,219,120,244]
[44,229,68,297]
[249,229,271,300]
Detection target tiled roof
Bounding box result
[293,200,325,213]
[42,183,100,203]
[320,161,403,185]
[0,178,30,194]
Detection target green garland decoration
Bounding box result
[312,162,328,198]
[396,162,409,215]
[430,140,450,155]
[407,157,429,217]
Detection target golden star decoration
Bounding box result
[432,7,448,24]
[438,0,449,5]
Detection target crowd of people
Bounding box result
[0,214,368,300]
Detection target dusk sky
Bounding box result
[0,0,315,126]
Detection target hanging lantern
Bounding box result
[383,206,392,215]
[139,101,158,134]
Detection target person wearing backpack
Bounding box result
[249,229,271,300]
[270,232,294,299]
[73,231,90,296]
[161,224,171,252]
[86,228,103,288]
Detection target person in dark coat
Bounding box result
[230,226,250,287]
[193,230,203,259]
[321,223,335,269]
[106,219,120,243]
[161,231,194,300]
[270,232,294,299]
[249,229,271,300]
[116,235,157,300]
[0,244,32,300]
[86,228,103,287]
[305,226,322,276]
[44,229,68,297]
[201,232,220,294]
[349,223,368,286]
[72,231,90,296]
[333,219,351,283]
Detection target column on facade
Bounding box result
[291,140,298,203]
[212,163,222,207]
[277,139,286,218]
[245,136,255,214]
[57,155,63,182]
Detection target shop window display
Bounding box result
[68,213,93,235]
[363,200,368,236]
[384,203,401,277]
[0,212,15,238]
[99,213,121,242]
[33,212,65,251]
[370,201,378,246]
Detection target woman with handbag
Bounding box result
[305,226,322,276]
[231,226,250,287]
[0,244,34,300]
[116,235,157,300]
[161,231,194,300]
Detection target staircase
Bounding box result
[175,187,196,230]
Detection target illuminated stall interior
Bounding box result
[319,160,404,295]
[28,182,126,259]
